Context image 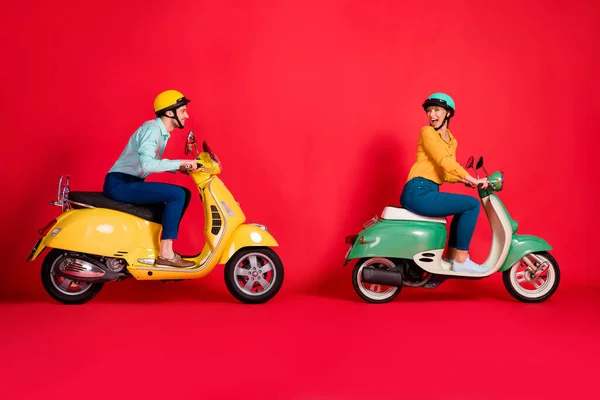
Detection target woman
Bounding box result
[400,92,489,274]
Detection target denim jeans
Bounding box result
[400,177,480,250]
[103,172,191,240]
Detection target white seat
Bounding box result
[381,206,446,224]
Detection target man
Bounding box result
[103,90,198,268]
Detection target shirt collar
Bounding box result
[155,117,170,139]
[437,128,455,143]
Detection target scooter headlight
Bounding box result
[489,171,504,192]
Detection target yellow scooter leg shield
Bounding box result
[218,224,279,264]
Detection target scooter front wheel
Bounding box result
[224,247,284,304]
[41,249,104,305]
[502,251,560,303]
[352,257,402,303]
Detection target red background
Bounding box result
[1,1,599,399]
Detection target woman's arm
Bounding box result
[420,127,487,187]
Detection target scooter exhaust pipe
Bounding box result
[55,258,122,283]
[361,268,403,287]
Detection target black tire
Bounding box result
[502,251,560,303]
[352,257,402,303]
[224,247,284,304]
[41,249,104,305]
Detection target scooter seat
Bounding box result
[67,192,164,224]
[381,206,446,224]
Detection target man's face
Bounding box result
[175,106,189,127]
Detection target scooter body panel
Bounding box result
[500,234,552,272]
[347,219,447,260]
[30,208,161,267]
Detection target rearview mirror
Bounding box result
[476,156,483,170]
[466,156,474,169]
[184,131,197,155]
[476,156,490,176]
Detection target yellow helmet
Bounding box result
[153,90,191,115]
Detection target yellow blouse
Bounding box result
[406,126,468,184]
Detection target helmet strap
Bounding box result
[433,111,451,131]
[164,108,184,129]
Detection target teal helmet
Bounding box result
[422,92,455,117]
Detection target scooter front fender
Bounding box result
[500,234,553,272]
[218,224,279,264]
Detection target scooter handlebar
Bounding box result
[184,162,204,170]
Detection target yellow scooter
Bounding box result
[26,132,284,305]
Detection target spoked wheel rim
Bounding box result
[357,258,399,301]
[509,254,556,299]
[233,252,277,296]
[50,256,93,296]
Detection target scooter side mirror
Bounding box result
[465,156,474,169]
[476,156,484,170]
[475,156,490,176]
[184,131,197,156]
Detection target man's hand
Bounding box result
[179,159,198,172]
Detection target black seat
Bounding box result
[67,192,164,224]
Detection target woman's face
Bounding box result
[426,106,448,129]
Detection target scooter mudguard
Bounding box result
[27,208,161,266]
[347,220,447,260]
[499,234,553,272]
[218,223,279,264]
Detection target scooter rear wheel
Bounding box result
[224,247,284,304]
[352,257,402,303]
[41,249,104,305]
[502,251,560,303]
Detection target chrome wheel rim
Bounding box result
[233,252,277,296]
[509,254,555,299]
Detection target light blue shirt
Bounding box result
[108,118,181,179]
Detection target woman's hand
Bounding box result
[462,175,488,189]
[458,178,475,188]
[475,178,489,189]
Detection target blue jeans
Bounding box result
[400,177,480,251]
[103,172,192,240]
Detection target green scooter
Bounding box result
[344,156,560,303]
